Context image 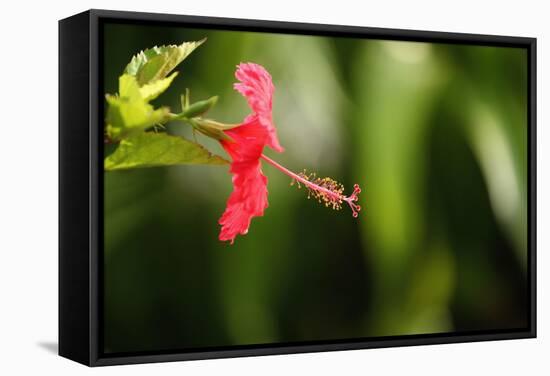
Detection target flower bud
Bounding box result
[180,96,218,118]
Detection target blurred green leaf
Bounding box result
[124,40,206,85]
[104,132,229,171]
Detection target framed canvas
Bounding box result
[59,9,537,366]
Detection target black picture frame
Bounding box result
[59,9,537,367]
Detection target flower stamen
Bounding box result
[260,154,362,217]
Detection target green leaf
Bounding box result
[106,96,169,133]
[118,73,142,100]
[136,55,167,85]
[106,75,171,140]
[139,72,178,101]
[104,132,229,171]
[124,39,206,86]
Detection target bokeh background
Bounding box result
[103,22,528,354]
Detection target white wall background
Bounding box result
[0,0,547,374]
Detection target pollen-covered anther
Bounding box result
[290,170,362,216]
[293,172,343,210]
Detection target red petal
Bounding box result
[218,118,269,243]
[234,63,284,153]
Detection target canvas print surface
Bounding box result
[102,21,529,355]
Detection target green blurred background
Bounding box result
[103,22,528,354]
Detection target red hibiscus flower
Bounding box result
[218,63,279,243]
[218,63,361,244]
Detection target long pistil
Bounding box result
[260,154,362,217]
